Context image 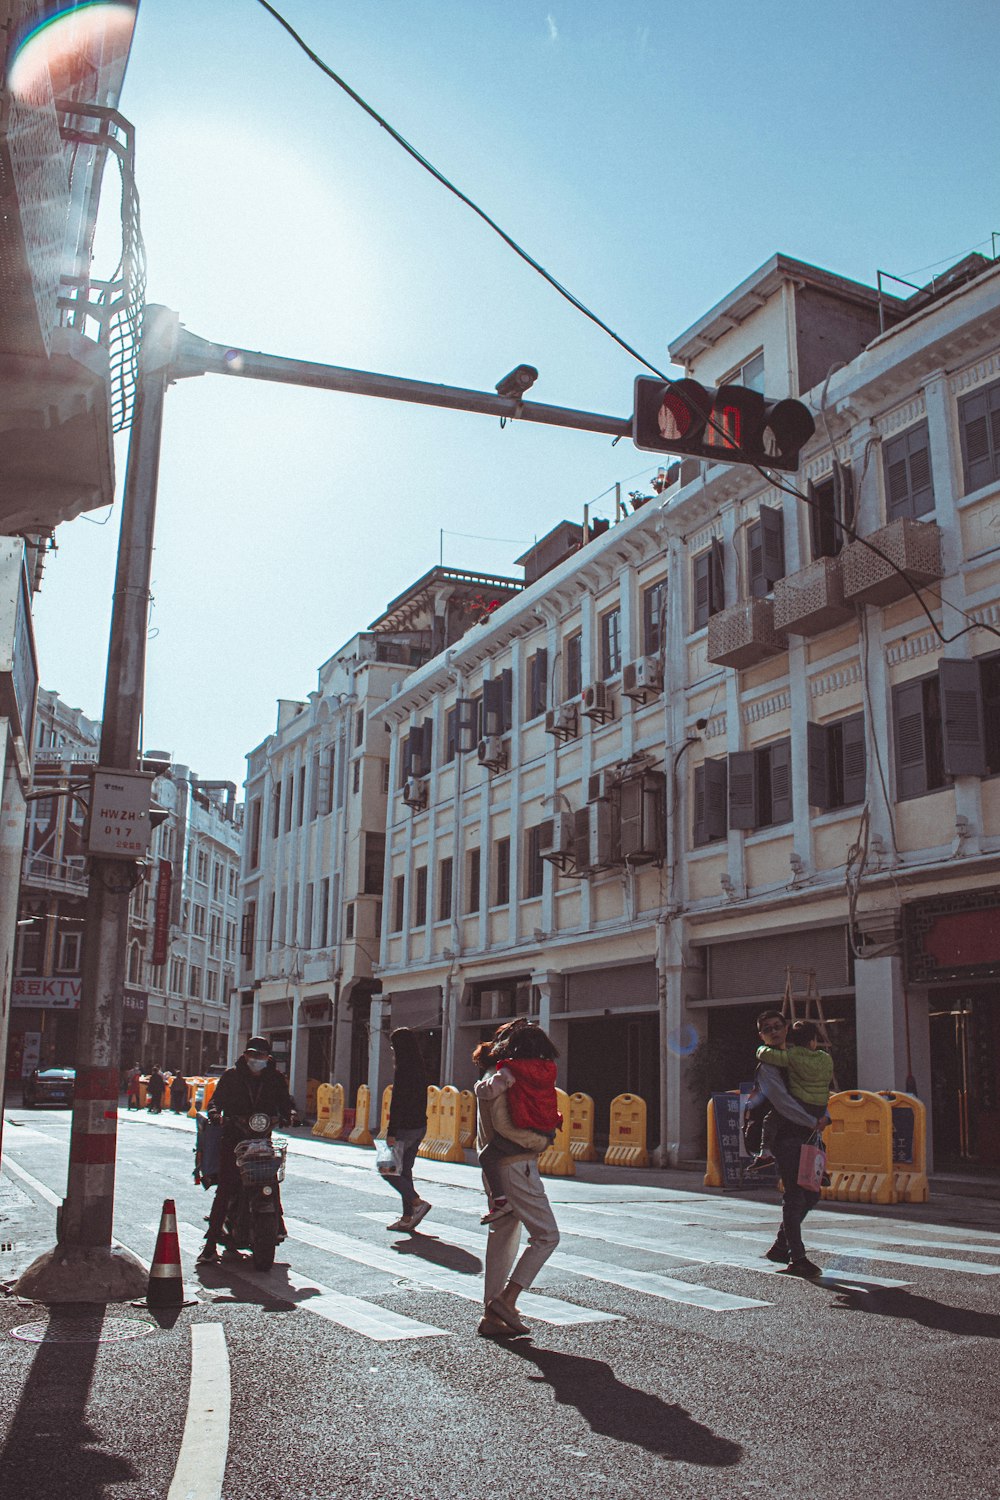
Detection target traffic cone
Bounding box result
[146,1198,184,1307]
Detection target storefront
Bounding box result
[905,888,1000,1169]
[6,976,81,1080]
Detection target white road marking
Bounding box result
[167,1324,231,1500]
[727,1227,1000,1259]
[2,1156,61,1206]
[286,1214,618,1327]
[800,1243,1000,1276]
[356,1215,772,1313]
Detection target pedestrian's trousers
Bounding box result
[483,1155,559,1306]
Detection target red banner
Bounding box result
[152,858,172,966]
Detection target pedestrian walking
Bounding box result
[474,1021,560,1339]
[169,1069,188,1114]
[383,1027,431,1232]
[125,1064,141,1111]
[146,1065,165,1114]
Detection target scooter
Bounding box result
[223,1112,288,1270]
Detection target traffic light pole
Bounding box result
[14,306,630,1301]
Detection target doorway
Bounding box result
[929,986,1000,1166]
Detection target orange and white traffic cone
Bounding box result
[146,1198,185,1307]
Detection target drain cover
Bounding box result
[10,1317,155,1344]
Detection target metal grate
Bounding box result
[707,599,788,670]
[0,73,71,357]
[841,519,943,608]
[773,556,853,635]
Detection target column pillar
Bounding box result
[288,991,309,1110]
[531,971,566,1087]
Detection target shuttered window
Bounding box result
[600,607,622,678]
[483,677,505,737]
[467,848,481,913]
[727,739,792,830]
[806,713,866,810]
[565,633,583,699]
[808,462,854,560]
[494,838,510,907]
[438,857,453,921]
[892,676,946,797]
[693,758,728,846]
[748,504,785,597]
[643,581,667,655]
[526,649,548,720]
[524,827,545,898]
[413,867,427,928]
[959,377,1000,494]
[883,420,934,520]
[692,538,725,630]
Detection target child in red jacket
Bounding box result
[478,1024,561,1223]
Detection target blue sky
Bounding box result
[32,0,1000,786]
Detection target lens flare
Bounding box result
[7,3,137,103]
[667,1024,700,1057]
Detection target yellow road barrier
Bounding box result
[822,1090,895,1204]
[348,1084,374,1147]
[458,1089,476,1149]
[604,1093,649,1168]
[879,1090,929,1203]
[320,1082,346,1140]
[416,1086,441,1158]
[312,1082,334,1136]
[568,1092,597,1162]
[376,1085,392,1140]
[538,1088,575,1177]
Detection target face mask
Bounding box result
[246,1057,267,1074]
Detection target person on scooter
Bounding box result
[197,1037,295,1265]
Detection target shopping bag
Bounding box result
[797,1139,827,1191]
[374,1139,403,1177]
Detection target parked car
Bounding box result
[22,1067,76,1108]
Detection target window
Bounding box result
[467,848,481,913]
[382,761,391,794]
[456,699,480,753]
[267,892,276,950]
[57,929,82,972]
[401,720,432,784]
[363,834,385,895]
[345,902,355,939]
[196,849,209,882]
[206,970,218,1003]
[304,885,314,948]
[438,857,453,921]
[892,658,997,797]
[565,633,582,700]
[444,706,458,764]
[808,463,854,560]
[392,876,405,933]
[725,350,764,393]
[959,377,1000,493]
[241,903,256,958]
[692,539,725,630]
[192,904,206,937]
[170,957,185,995]
[600,608,622,679]
[189,965,202,999]
[883,420,933,520]
[693,758,728,847]
[355,709,365,749]
[413,867,427,927]
[249,799,262,868]
[225,919,236,959]
[747,505,785,597]
[807,714,867,810]
[209,913,221,954]
[352,760,361,795]
[728,739,792,830]
[228,867,237,899]
[524,826,545,898]
[526,650,548,720]
[494,837,510,907]
[642,582,666,656]
[319,879,330,946]
[284,776,293,832]
[272,783,282,838]
[482,673,512,736]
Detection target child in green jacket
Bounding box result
[749,1019,833,1172]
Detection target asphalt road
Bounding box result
[2,1107,999,1500]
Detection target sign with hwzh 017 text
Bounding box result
[86,769,154,859]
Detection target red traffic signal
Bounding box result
[632,377,814,472]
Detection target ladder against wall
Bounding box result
[781,967,838,1090]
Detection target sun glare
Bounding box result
[7,2,136,102]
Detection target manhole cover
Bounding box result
[10,1317,154,1344]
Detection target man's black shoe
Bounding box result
[779,1257,822,1279]
[764,1239,790,1263]
[196,1243,219,1265]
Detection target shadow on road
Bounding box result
[388,1234,482,1274]
[829,1284,1000,1337]
[0,1306,138,1500]
[196,1260,321,1309]
[500,1343,742,1467]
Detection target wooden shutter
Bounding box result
[938,659,987,777]
[316,749,331,814]
[884,421,933,520]
[834,461,855,534]
[532,649,548,717]
[760,504,785,593]
[709,537,726,615]
[398,732,411,787]
[841,712,867,807]
[418,718,433,775]
[692,552,710,629]
[806,479,824,561]
[692,764,707,847]
[748,521,765,598]
[704,757,727,841]
[959,381,1000,494]
[501,668,513,731]
[483,677,504,736]
[769,738,792,825]
[893,680,928,798]
[456,698,477,752]
[806,721,830,810]
[728,751,756,830]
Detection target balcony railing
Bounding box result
[707,599,788,670]
[21,852,87,890]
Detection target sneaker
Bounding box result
[764,1238,790,1264]
[196,1243,219,1265]
[779,1257,822,1279]
[481,1201,514,1225]
[386,1217,411,1232]
[746,1152,776,1173]
[408,1201,432,1229]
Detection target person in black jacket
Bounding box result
[197,1037,295,1264]
[384,1027,430,1232]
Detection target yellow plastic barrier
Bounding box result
[312,1081,334,1136]
[348,1084,374,1147]
[376,1085,392,1140]
[320,1082,346,1140]
[538,1088,575,1177]
[604,1093,649,1168]
[822,1090,895,1205]
[568,1092,597,1162]
[458,1089,476,1150]
[879,1090,929,1203]
[416,1086,441,1158]
[703,1095,726,1187]
[202,1078,217,1112]
[422,1084,465,1163]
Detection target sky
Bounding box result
[29,0,1000,790]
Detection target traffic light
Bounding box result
[632,376,815,473]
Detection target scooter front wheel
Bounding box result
[252,1214,277,1270]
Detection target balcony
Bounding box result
[773,556,853,636]
[841,519,943,608]
[21,852,87,893]
[707,599,788,670]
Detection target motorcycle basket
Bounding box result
[235,1137,287,1186]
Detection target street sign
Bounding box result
[86,769,155,859]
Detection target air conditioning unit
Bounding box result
[477,735,507,772]
[544,702,578,740]
[402,775,427,810]
[587,767,614,802]
[573,800,615,874]
[539,812,575,862]
[622,656,663,702]
[581,681,613,723]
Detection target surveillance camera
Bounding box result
[495,364,538,399]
